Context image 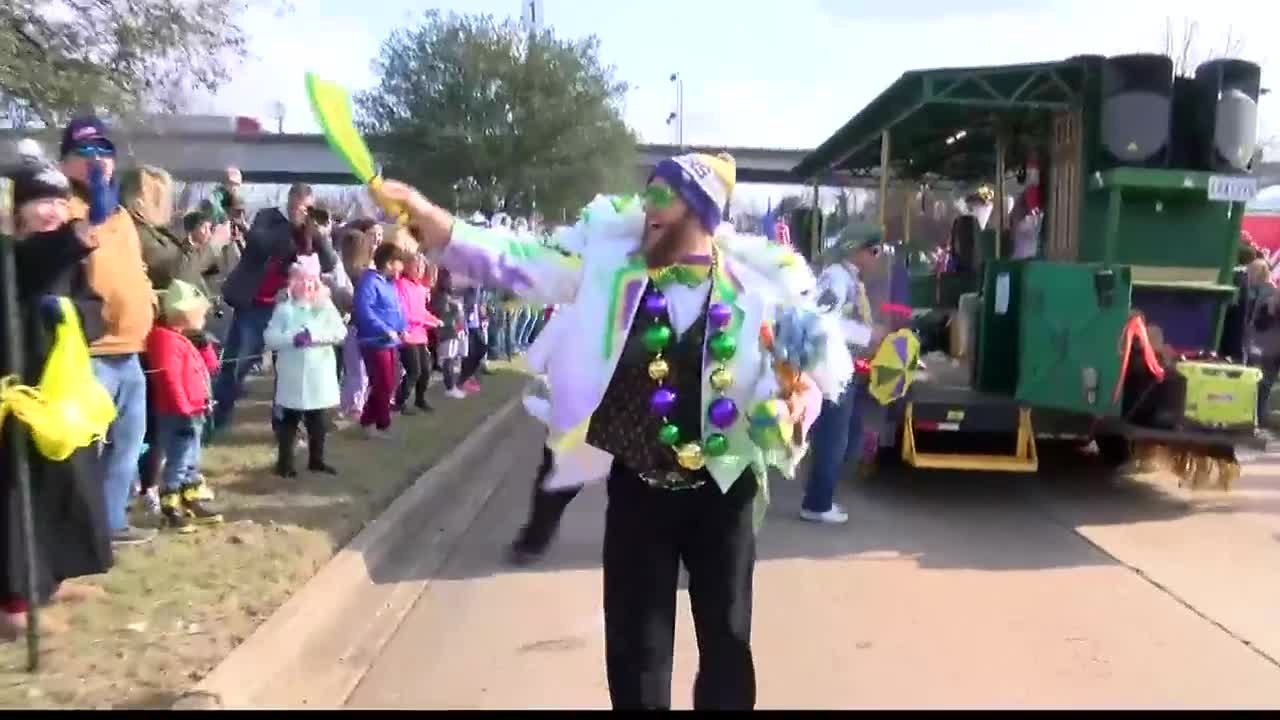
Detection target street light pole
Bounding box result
[669,72,684,149]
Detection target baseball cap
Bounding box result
[837,224,883,254]
[60,115,116,158]
[160,279,210,318]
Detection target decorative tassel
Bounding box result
[1147,442,1237,492]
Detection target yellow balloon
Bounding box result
[676,442,706,470]
[648,358,670,381]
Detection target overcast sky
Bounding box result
[203,0,1280,211]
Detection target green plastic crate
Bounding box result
[1014,262,1132,417]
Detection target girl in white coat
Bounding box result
[263,256,348,477]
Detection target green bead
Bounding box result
[657,423,681,446]
[708,332,737,362]
[703,433,729,457]
[643,324,673,353]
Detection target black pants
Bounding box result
[396,343,432,408]
[138,353,161,492]
[458,328,487,384]
[513,445,580,552]
[602,463,757,710]
[277,408,328,473]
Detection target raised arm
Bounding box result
[372,181,582,305]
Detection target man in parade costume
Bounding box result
[373,153,852,710]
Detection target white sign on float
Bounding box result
[1207,175,1260,203]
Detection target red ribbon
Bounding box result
[1113,313,1166,405]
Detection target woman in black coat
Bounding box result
[1,162,113,639]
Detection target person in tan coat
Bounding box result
[59,115,157,546]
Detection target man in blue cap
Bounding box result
[59,115,158,546]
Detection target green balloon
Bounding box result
[703,433,730,457]
[643,324,673,353]
[658,423,681,446]
[708,332,737,361]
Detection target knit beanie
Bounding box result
[8,161,72,210]
[649,152,737,234]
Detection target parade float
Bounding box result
[795,53,1267,488]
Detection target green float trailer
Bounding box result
[794,55,1266,477]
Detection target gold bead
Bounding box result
[710,367,733,392]
[648,358,670,381]
[675,442,706,471]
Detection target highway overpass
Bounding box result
[1,128,1275,192]
[0,129,853,186]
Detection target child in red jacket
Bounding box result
[145,280,223,532]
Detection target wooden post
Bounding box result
[994,129,1006,260]
[810,178,820,259]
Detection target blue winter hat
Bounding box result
[648,152,736,234]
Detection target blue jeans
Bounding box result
[91,354,148,532]
[802,384,865,514]
[153,414,204,491]
[488,309,511,360]
[505,307,525,352]
[212,304,273,429]
[517,310,538,349]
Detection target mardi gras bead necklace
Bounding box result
[643,250,739,472]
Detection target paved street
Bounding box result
[345,420,1280,709]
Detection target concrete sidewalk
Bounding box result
[183,400,540,709]
[344,420,1280,709]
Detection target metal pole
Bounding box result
[904,186,913,247]
[0,235,40,671]
[878,130,891,236]
[678,79,684,149]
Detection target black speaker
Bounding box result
[1100,54,1174,168]
[1194,58,1261,173]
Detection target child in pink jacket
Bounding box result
[394,254,441,413]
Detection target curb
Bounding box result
[176,399,525,709]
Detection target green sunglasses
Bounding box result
[642,184,677,209]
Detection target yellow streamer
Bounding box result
[0,298,116,461]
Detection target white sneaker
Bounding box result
[142,487,161,516]
[363,426,391,441]
[799,504,849,524]
[446,388,467,399]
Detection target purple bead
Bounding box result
[707,302,733,329]
[644,293,668,316]
[650,388,677,417]
[707,397,739,429]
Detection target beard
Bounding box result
[641,211,697,268]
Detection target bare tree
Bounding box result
[1160,17,1245,76]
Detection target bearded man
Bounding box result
[374,152,852,710]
